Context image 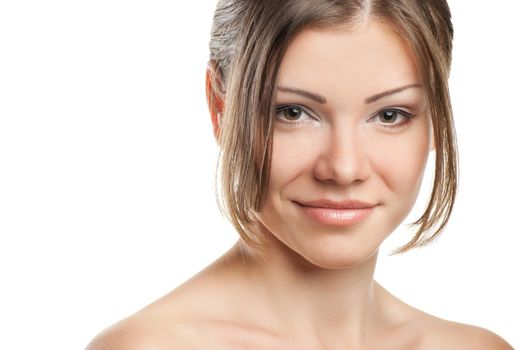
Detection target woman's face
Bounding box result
[253,20,432,269]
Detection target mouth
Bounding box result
[293,200,378,226]
[294,199,377,210]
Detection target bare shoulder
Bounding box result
[84,269,238,350]
[417,316,513,350]
[377,284,513,349]
[84,313,204,350]
[85,254,250,350]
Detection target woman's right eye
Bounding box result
[275,105,315,126]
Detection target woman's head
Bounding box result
[207,0,456,261]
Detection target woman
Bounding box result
[87,0,513,348]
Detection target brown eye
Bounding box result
[371,108,415,130]
[281,106,303,120]
[379,110,398,123]
[275,104,318,127]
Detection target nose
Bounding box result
[312,126,370,186]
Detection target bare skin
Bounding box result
[86,19,513,350]
[86,240,512,350]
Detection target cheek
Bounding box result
[371,128,430,199]
[269,131,316,188]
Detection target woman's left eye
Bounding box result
[372,109,415,129]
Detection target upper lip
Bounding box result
[295,199,377,209]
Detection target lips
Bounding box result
[294,199,377,209]
[292,199,377,226]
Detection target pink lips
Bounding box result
[294,199,377,226]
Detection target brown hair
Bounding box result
[207,0,457,256]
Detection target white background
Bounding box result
[0,1,521,348]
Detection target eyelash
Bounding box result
[274,104,415,130]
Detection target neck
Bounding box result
[224,235,387,344]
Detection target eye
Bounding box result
[275,105,316,126]
[372,108,415,130]
[280,106,303,120]
[379,110,400,123]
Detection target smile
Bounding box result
[293,201,377,226]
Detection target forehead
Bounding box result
[276,20,422,104]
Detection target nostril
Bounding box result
[313,148,369,185]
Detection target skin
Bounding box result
[86,19,513,350]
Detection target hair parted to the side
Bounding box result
[208,0,457,257]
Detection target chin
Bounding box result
[255,211,386,270]
[293,241,380,270]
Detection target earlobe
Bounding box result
[205,61,224,140]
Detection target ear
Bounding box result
[205,61,224,140]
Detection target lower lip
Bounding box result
[295,203,375,226]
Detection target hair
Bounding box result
[208,0,457,257]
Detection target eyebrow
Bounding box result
[276,86,327,104]
[276,84,423,104]
[364,84,423,104]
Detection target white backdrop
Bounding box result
[0,1,521,348]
